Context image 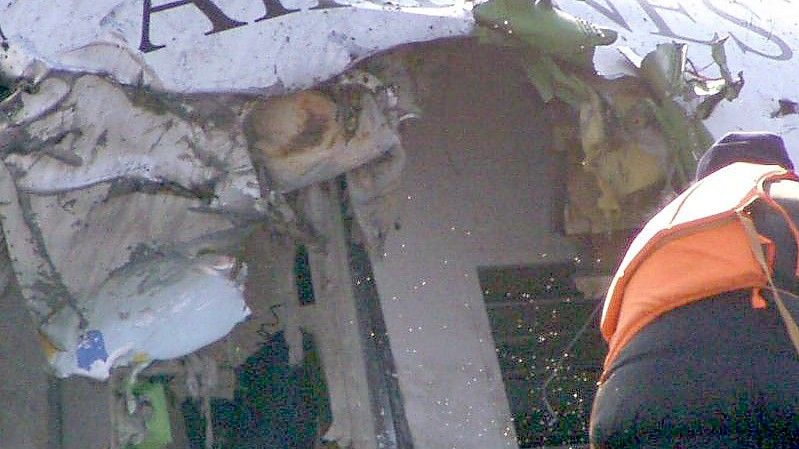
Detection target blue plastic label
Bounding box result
[76,330,109,370]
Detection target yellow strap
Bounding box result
[739,212,799,356]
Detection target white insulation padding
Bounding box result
[0,73,259,379]
[0,0,473,379]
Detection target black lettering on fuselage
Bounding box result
[253,0,346,22]
[308,0,348,11]
[582,0,632,31]
[141,0,350,52]
[254,0,300,22]
[139,0,247,53]
[133,0,792,63]
[703,0,793,61]
[635,0,713,44]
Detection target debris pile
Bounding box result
[0,48,417,447]
[474,0,744,234]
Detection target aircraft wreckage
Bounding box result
[1,0,798,448]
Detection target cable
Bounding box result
[540,297,604,427]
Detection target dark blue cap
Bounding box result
[695,132,794,181]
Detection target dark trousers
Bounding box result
[589,291,799,448]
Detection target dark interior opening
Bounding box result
[181,332,331,449]
[479,263,604,448]
[294,244,315,306]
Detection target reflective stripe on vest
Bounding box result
[600,162,799,381]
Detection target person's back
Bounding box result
[589,132,799,448]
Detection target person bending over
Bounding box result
[590,132,799,448]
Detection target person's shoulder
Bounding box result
[768,178,799,209]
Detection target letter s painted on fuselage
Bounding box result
[703,0,793,61]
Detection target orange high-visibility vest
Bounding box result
[600,162,799,382]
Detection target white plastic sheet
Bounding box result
[47,254,250,379]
